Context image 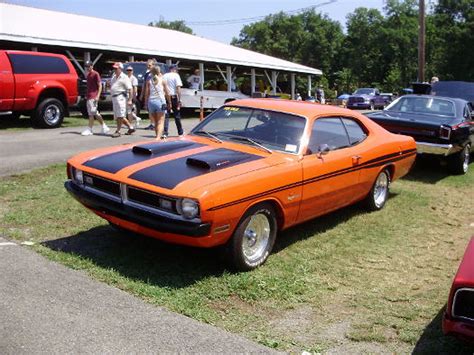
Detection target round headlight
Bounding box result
[74,169,84,184]
[179,198,199,219]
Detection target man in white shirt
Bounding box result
[187,69,201,90]
[125,66,141,128]
[163,64,184,137]
[109,62,134,138]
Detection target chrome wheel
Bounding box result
[373,171,389,208]
[242,213,271,264]
[462,145,470,174]
[44,104,61,126]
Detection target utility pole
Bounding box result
[418,0,425,82]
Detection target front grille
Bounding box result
[453,288,474,322]
[348,97,364,104]
[83,173,120,196]
[128,186,177,213]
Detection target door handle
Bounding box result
[352,155,362,165]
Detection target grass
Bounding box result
[0,157,473,352]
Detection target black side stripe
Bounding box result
[207,149,416,211]
[83,142,205,174]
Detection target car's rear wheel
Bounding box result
[222,203,277,271]
[33,98,64,128]
[448,144,470,175]
[365,169,390,211]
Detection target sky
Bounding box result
[4,0,385,44]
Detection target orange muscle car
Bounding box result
[65,99,416,270]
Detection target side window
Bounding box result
[342,118,367,145]
[9,54,70,74]
[308,117,350,153]
[465,103,473,121]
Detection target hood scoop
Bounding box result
[133,141,198,155]
[186,149,257,171]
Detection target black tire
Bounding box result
[221,202,277,271]
[364,169,390,211]
[33,98,65,128]
[448,144,470,175]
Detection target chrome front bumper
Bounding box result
[416,142,454,156]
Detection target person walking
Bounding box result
[187,68,201,90]
[81,61,110,136]
[144,64,170,140]
[316,85,325,104]
[125,66,141,128]
[141,59,156,130]
[163,64,184,138]
[109,62,135,138]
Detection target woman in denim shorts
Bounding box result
[144,65,170,139]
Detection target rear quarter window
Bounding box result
[9,54,70,74]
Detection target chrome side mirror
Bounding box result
[317,144,330,158]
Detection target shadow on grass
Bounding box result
[412,306,474,353]
[404,155,473,184]
[42,224,226,288]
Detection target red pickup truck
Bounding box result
[0,50,79,128]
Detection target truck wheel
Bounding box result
[33,98,65,128]
[448,144,470,175]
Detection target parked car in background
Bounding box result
[443,237,474,341]
[0,50,79,128]
[65,99,416,271]
[366,94,473,174]
[380,92,395,105]
[347,88,386,110]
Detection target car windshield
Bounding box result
[385,96,456,117]
[191,106,306,154]
[354,88,375,95]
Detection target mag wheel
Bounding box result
[365,169,390,211]
[222,203,277,271]
[33,98,64,128]
[448,144,470,175]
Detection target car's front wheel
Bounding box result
[448,144,470,175]
[365,169,390,211]
[222,203,277,271]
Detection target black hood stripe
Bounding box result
[83,141,205,174]
[129,148,262,190]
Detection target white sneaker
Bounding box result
[101,125,110,134]
[81,128,93,136]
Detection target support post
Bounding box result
[271,71,277,95]
[226,65,232,92]
[199,62,204,91]
[291,73,296,100]
[84,52,91,64]
[128,55,135,62]
[166,59,172,66]
[418,0,425,82]
[251,68,256,96]
[307,75,312,98]
[92,53,103,67]
[66,50,86,77]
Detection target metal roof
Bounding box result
[0,3,322,75]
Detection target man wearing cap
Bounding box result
[81,61,110,136]
[163,64,184,138]
[110,62,134,138]
[125,65,141,128]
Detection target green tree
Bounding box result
[431,0,474,80]
[231,10,344,89]
[148,17,194,34]
[342,7,386,87]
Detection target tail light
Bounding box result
[439,125,451,140]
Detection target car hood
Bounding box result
[74,138,288,196]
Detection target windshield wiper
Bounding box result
[222,134,272,154]
[192,130,223,143]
